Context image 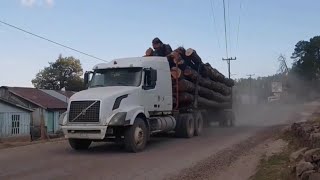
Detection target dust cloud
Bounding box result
[234,103,302,127]
[232,74,319,127]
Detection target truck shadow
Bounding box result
[62,126,249,155]
[67,134,180,154]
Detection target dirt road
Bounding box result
[0,103,311,180]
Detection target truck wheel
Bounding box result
[179,114,195,138]
[227,111,235,127]
[218,112,227,127]
[174,116,183,137]
[221,111,235,127]
[194,112,203,136]
[202,112,211,128]
[124,118,147,152]
[68,139,92,150]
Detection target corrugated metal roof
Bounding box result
[40,90,69,103]
[56,90,75,98]
[7,87,67,109]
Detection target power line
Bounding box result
[222,0,228,58]
[0,20,108,62]
[236,0,243,51]
[227,0,232,56]
[209,0,221,49]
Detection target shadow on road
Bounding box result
[59,126,238,154]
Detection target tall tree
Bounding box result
[32,55,84,91]
[291,36,320,81]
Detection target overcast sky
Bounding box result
[1,0,320,87]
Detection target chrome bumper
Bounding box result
[62,125,107,140]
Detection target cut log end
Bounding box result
[185,48,195,57]
[174,47,186,55]
[145,48,154,56]
[171,67,182,79]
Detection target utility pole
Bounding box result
[247,74,255,104]
[222,57,237,78]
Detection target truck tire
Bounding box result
[176,114,195,138]
[68,139,92,150]
[174,116,182,137]
[202,112,211,128]
[227,111,235,127]
[124,118,147,152]
[218,111,227,127]
[194,112,203,136]
[219,110,235,127]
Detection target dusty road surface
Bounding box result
[0,102,315,180]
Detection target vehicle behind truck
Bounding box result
[61,54,234,152]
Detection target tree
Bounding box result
[291,36,320,81]
[32,55,85,91]
[278,54,289,74]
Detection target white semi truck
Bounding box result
[61,57,234,152]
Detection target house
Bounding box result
[0,98,33,139]
[0,86,75,136]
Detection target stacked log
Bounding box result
[168,47,234,109]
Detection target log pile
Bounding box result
[169,47,234,109]
[145,46,235,109]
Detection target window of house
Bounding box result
[11,114,20,135]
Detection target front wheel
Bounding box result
[68,139,92,150]
[124,118,148,152]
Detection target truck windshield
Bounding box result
[90,67,142,87]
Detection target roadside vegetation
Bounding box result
[252,114,320,180]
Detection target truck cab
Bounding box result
[61,57,179,152]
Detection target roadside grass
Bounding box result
[251,149,294,180]
[251,130,300,180]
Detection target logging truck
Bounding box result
[61,53,235,152]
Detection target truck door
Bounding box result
[142,68,159,113]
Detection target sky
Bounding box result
[0,0,320,87]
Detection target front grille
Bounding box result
[68,101,100,123]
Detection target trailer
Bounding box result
[61,50,235,152]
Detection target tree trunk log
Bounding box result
[224,78,235,87]
[183,67,200,81]
[198,97,231,109]
[171,67,183,80]
[173,47,187,59]
[198,78,231,95]
[185,48,203,65]
[198,86,231,102]
[203,63,225,82]
[144,48,154,56]
[172,79,195,93]
[178,93,195,105]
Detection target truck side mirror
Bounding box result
[84,71,92,88]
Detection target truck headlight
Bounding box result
[108,112,127,126]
